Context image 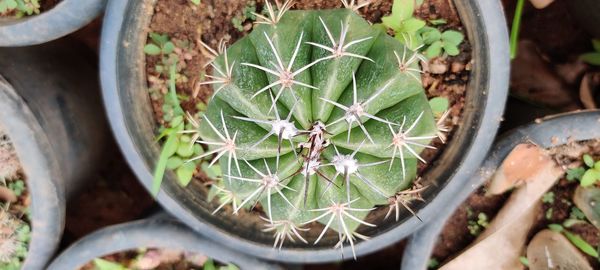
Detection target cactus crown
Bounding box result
[192,2,437,258]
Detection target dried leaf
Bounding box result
[487,144,555,195]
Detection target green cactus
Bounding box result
[181,1,438,256]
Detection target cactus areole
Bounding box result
[191,7,438,257]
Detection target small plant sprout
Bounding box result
[387,112,437,178]
[303,198,375,259]
[243,31,318,113]
[228,159,296,223]
[323,73,395,143]
[261,217,309,249]
[252,0,294,26]
[341,0,372,12]
[189,111,241,183]
[385,182,428,221]
[156,1,438,256]
[306,17,374,63]
[394,46,427,82]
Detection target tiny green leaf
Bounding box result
[580,169,600,187]
[519,256,529,267]
[441,30,464,45]
[584,154,595,167]
[204,259,216,270]
[429,97,449,116]
[143,44,161,55]
[420,27,442,44]
[581,53,600,66]
[176,162,196,187]
[442,43,460,56]
[592,39,600,52]
[548,223,564,232]
[563,231,599,258]
[166,156,184,170]
[176,142,195,157]
[163,41,175,54]
[152,133,179,196]
[567,167,586,181]
[401,18,426,33]
[93,259,128,270]
[190,0,200,5]
[595,161,600,171]
[428,19,447,25]
[426,41,443,58]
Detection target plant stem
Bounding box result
[510,0,525,59]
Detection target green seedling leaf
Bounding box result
[401,18,426,33]
[219,264,240,270]
[176,162,196,187]
[190,0,200,5]
[519,256,529,267]
[567,167,586,181]
[420,27,442,44]
[428,19,446,25]
[584,154,595,167]
[203,259,216,270]
[93,259,128,270]
[581,169,600,187]
[166,156,184,170]
[143,44,161,55]
[425,40,443,58]
[152,133,179,196]
[548,223,564,232]
[563,231,599,258]
[381,0,415,30]
[163,41,175,54]
[595,161,600,171]
[442,43,460,56]
[592,39,600,52]
[441,30,464,46]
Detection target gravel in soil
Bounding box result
[432,139,600,268]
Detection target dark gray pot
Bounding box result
[47,215,282,270]
[0,0,107,46]
[0,39,108,269]
[100,0,510,263]
[402,110,600,270]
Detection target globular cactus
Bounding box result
[191,1,437,256]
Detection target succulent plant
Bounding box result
[185,1,438,257]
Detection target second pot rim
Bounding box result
[100,0,510,263]
[402,109,600,270]
[0,76,64,270]
[0,0,106,47]
[47,215,281,270]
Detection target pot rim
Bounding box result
[0,77,63,270]
[402,110,600,270]
[100,0,510,263]
[0,0,106,47]
[47,215,281,270]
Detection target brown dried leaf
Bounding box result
[527,230,593,270]
[440,151,564,270]
[487,144,555,195]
